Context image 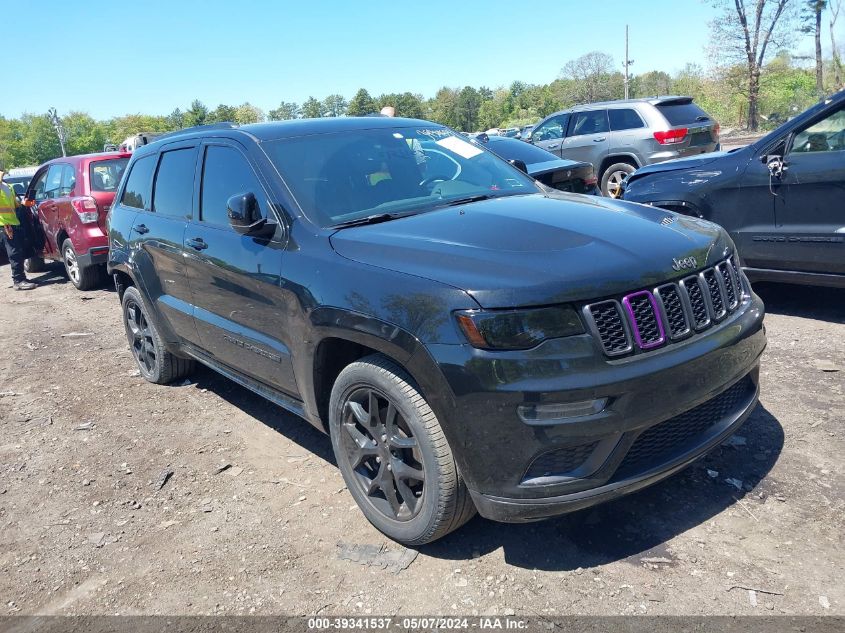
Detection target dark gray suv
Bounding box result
[527,97,720,197]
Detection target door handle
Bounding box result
[593,137,606,142]
[133,224,149,235]
[548,143,560,150]
[186,237,208,251]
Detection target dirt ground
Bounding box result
[0,263,842,617]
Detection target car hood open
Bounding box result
[526,158,591,179]
[329,194,730,309]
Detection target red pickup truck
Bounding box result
[25,152,130,289]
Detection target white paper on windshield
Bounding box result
[436,135,483,159]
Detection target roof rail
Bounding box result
[154,122,238,143]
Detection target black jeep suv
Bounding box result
[107,117,766,545]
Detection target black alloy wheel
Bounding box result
[339,386,426,521]
[125,296,157,376]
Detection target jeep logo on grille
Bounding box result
[672,256,698,271]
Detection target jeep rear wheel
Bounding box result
[122,286,194,384]
[329,354,475,546]
[601,162,636,198]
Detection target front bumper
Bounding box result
[470,369,758,521]
[426,292,766,521]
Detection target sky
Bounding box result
[4,0,823,120]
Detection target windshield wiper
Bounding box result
[439,194,495,207]
[330,212,412,229]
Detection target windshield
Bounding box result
[90,158,129,192]
[262,126,538,228]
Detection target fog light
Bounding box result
[517,398,607,424]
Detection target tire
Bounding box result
[121,286,195,385]
[62,239,100,290]
[24,257,46,273]
[329,354,476,546]
[600,162,637,198]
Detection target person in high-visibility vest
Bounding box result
[0,160,36,290]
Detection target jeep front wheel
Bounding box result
[328,354,475,546]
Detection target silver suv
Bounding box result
[526,97,720,197]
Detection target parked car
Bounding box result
[475,134,598,194]
[520,124,534,140]
[623,89,845,288]
[5,166,38,197]
[24,152,131,289]
[500,127,521,138]
[107,118,765,545]
[526,97,720,198]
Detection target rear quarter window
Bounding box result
[120,155,157,210]
[609,108,645,131]
[655,102,711,126]
[90,158,129,192]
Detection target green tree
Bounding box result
[347,89,377,116]
[322,94,348,117]
[183,99,209,127]
[63,112,107,155]
[208,104,238,123]
[428,87,460,128]
[455,86,482,131]
[166,108,184,130]
[632,70,673,97]
[376,93,426,118]
[268,101,300,120]
[301,96,323,119]
[234,102,265,124]
[561,51,623,103]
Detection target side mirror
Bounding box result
[227,192,275,237]
[763,155,785,179]
[509,159,529,174]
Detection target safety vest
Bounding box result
[0,182,19,226]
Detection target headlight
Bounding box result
[455,305,584,350]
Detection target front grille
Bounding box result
[718,262,738,310]
[588,301,631,356]
[613,376,755,479]
[584,256,745,357]
[523,441,600,481]
[623,291,664,349]
[656,284,690,339]
[703,269,726,319]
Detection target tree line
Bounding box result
[0,0,841,170]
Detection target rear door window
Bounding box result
[609,108,646,131]
[153,148,197,218]
[200,145,264,227]
[568,110,610,137]
[655,101,711,126]
[90,158,129,192]
[120,155,157,210]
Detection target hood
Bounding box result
[526,158,590,178]
[628,150,739,180]
[329,194,731,309]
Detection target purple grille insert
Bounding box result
[621,291,666,350]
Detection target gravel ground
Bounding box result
[0,264,842,617]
